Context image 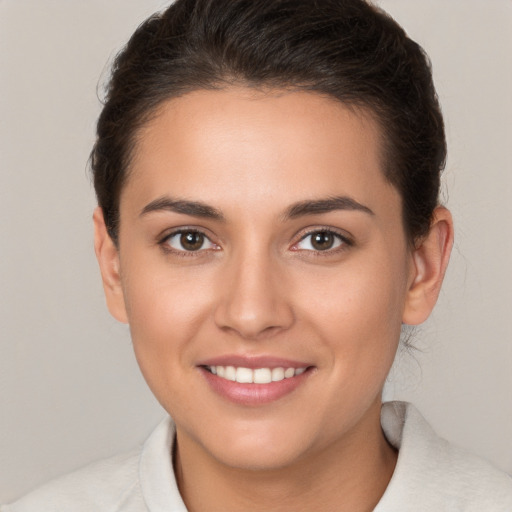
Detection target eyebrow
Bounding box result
[140,197,225,221]
[139,195,373,222]
[284,196,374,219]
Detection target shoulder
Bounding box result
[2,417,180,512]
[377,401,512,511]
[1,449,144,512]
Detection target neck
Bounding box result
[175,399,397,512]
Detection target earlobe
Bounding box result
[402,206,454,325]
[93,207,128,324]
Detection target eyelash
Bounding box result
[158,227,353,257]
[292,228,353,256]
[158,228,219,257]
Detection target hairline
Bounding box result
[109,82,408,246]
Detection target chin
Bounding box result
[185,413,322,472]
[210,438,309,472]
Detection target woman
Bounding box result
[4,0,511,510]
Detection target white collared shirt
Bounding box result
[4,402,512,511]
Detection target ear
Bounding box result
[93,207,128,324]
[402,206,454,325]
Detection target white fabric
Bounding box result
[375,402,512,510]
[3,402,512,511]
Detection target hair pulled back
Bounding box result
[91,0,446,245]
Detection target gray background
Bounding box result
[1,0,511,502]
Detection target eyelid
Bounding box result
[158,227,220,254]
[157,225,352,255]
[290,227,353,252]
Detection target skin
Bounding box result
[94,88,453,512]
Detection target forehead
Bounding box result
[123,87,397,216]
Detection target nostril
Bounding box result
[217,323,286,341]
[213,263,295,338]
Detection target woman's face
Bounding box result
[110,88,417,469]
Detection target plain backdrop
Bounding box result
[1,0,511,503]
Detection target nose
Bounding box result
[214,248,295,340]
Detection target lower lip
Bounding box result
[199,367,312,406]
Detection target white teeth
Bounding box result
[284,367,295,379]
[271,367,285,382]
[207,365,307,383]
[253,368,272,384]
[225,366,236,381]
[235,367,253,383]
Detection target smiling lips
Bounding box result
[199,359,312,405]
[205,365,307,384]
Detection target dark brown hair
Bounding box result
[91,0,446,245]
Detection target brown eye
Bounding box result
[311,232,335,250]
[164,230,216,252]
[295,230,345,252]
[180,232,205,251]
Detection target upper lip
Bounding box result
[197,355,312,369]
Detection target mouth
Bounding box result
[202,365,307,384]
[197,358,314,405]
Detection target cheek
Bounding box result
[122,255,215,330]
[298,259,406,420]
[296,250,408,369]
[120,260,217,391]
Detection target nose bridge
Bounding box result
[214,240,294,339]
